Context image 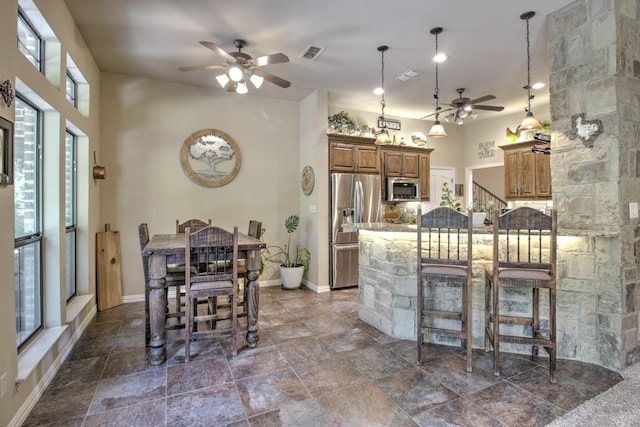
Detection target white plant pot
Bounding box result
[472,212,487,228]
[279,265,304,290]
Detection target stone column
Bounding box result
[548,0,640,369]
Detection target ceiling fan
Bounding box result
[178,39,291,92]
[422,88,504,123]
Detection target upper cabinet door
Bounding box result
[328,135,380,174]
[500,140,551,200]
[330,143,356,172]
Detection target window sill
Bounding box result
[16,294,95,388]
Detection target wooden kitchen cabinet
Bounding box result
[329,134,379,174]
[380,145,433,201]
[381,149,419,178]
[500,140,551,200]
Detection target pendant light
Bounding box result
[520,11,542,130]
[428,27,447,138]
[375,45,391,145]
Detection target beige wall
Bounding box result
[99,73,302,296]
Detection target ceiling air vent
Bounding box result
[299,44,325,61]
[396,69,421,82]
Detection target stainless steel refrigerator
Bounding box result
[330,173,382,289]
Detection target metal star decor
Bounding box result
[565,113,603,148]
[0,79,14,107]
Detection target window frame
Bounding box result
[64,130,77,301]
[65,72,77,108]
[14,95,44,350]
[17,10,43,72]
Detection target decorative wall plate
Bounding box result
[180,129,241,187]
[301,166,315,195]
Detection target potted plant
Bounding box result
[469,200,495,228]
[261,214,311,289]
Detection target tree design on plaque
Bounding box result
[180,129,242,187]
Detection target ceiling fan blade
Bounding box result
[252,69,291,88]
[178,64,226,72]
[199,41,236,62]
[420,107,454,120]
[473,105,505,111]
[469,95,496,104]
[250,53,289,67]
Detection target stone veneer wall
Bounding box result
[358,228,620,366]
[548,0,640,369]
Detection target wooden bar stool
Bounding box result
[417,206,473,372]
[484,207,557,382]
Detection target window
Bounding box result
[65,72,77,107]
[17,11,42,71]
[14,96,43,349]
[65,131,77,301]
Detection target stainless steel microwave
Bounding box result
[386,177,421,202]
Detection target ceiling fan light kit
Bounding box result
[519,11,542,130]
[428,27,447,138]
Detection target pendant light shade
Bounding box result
[375,45,390,145]
[428,27,447,138]
[519,11,542,131]
[428,121,447,138]
[375,129,391,144]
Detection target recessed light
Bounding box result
[532,82,545,90]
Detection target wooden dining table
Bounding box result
[143,231,265,365]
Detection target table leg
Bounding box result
[245,269,260,347]
[148,254,167,365]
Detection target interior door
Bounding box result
[427,167,455,212]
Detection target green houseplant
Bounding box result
[261,214,311,289]
[439,182,462,211]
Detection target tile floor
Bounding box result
[23,286,622,427]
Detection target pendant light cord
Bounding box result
[380,47,386,119]
[523,12,533,113]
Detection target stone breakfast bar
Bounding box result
[350,222,623,369]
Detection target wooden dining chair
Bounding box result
[138,223,186,345]
[417,206,473,372]
[176,218,212,234]
[184,225,240,360]
[484,207,557,383]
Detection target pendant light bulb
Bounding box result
[228,66,243,82]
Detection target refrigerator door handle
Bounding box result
[354,180,363,223]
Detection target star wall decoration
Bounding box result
[565,113,603,148]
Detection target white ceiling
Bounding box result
[62,0,575,121]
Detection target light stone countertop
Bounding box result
[345,222,620,237]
